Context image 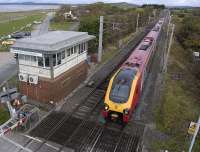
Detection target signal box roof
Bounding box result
[11,31,95,53]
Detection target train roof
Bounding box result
[121,20,163,72]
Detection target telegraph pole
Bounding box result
[166,12,171,37]
[98,16,104,62]
[163,24,175,72]
[148,16,151,24]
[189,116,200,152]
[136,13,139,32]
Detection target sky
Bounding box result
[0,0,200,6]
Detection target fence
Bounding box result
[0,104,40,136]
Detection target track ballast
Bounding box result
[29,22,158,152]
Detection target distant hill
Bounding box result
[0,2,61,5]
[108,2,139,8]
[167,5,199,9]
[0,2,139,8]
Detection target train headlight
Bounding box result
[104,104,109,111]
[123,108,129,115]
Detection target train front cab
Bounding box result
[102,68,140,124]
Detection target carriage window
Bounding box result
[153,27,159,31]
[139,45,149,50]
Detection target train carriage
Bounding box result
[102,19,164,124]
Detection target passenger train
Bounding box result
[102,19,164,124]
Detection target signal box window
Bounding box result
[57,53,61,65]
[31,56,37,62]
[53,54,56,66]
[44,55,50,67]
[38,57,44,67]
[61,51,65,60]
[25,55,30,61]
[70,48,74,55]
[67,49,70,57]
[19,54,25,60]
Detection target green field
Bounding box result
[0,12,46,36]
[49,21,74,31]
[0,105,10,125]
[0,45,9,52]
[0,11,46,24]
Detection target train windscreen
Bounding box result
[109,68,137,103]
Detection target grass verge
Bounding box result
[0,11,46,24]
[0,13,45,36]
[154,38,200,151]
[0,45,9,52]
[0,105,10,125]
[49,21,74,31]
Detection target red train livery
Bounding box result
[102,18,164,124]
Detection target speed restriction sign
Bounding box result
[188,122,198,135]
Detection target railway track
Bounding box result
[29,64,143,152]
[29,60,143,152]
[29,22,159,152]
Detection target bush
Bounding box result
[176,15,200,50]
[0,105,9,125]
[79,15,99,53]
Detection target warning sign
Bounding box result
[188,122,198,135]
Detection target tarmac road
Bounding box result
[32,12,54,36]
[67,22,80,31]
[0,52,17,86]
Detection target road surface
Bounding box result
[0,52,17,86]
[32,12,54,36]
[67,22,79,31]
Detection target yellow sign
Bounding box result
[188,122,197,135]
